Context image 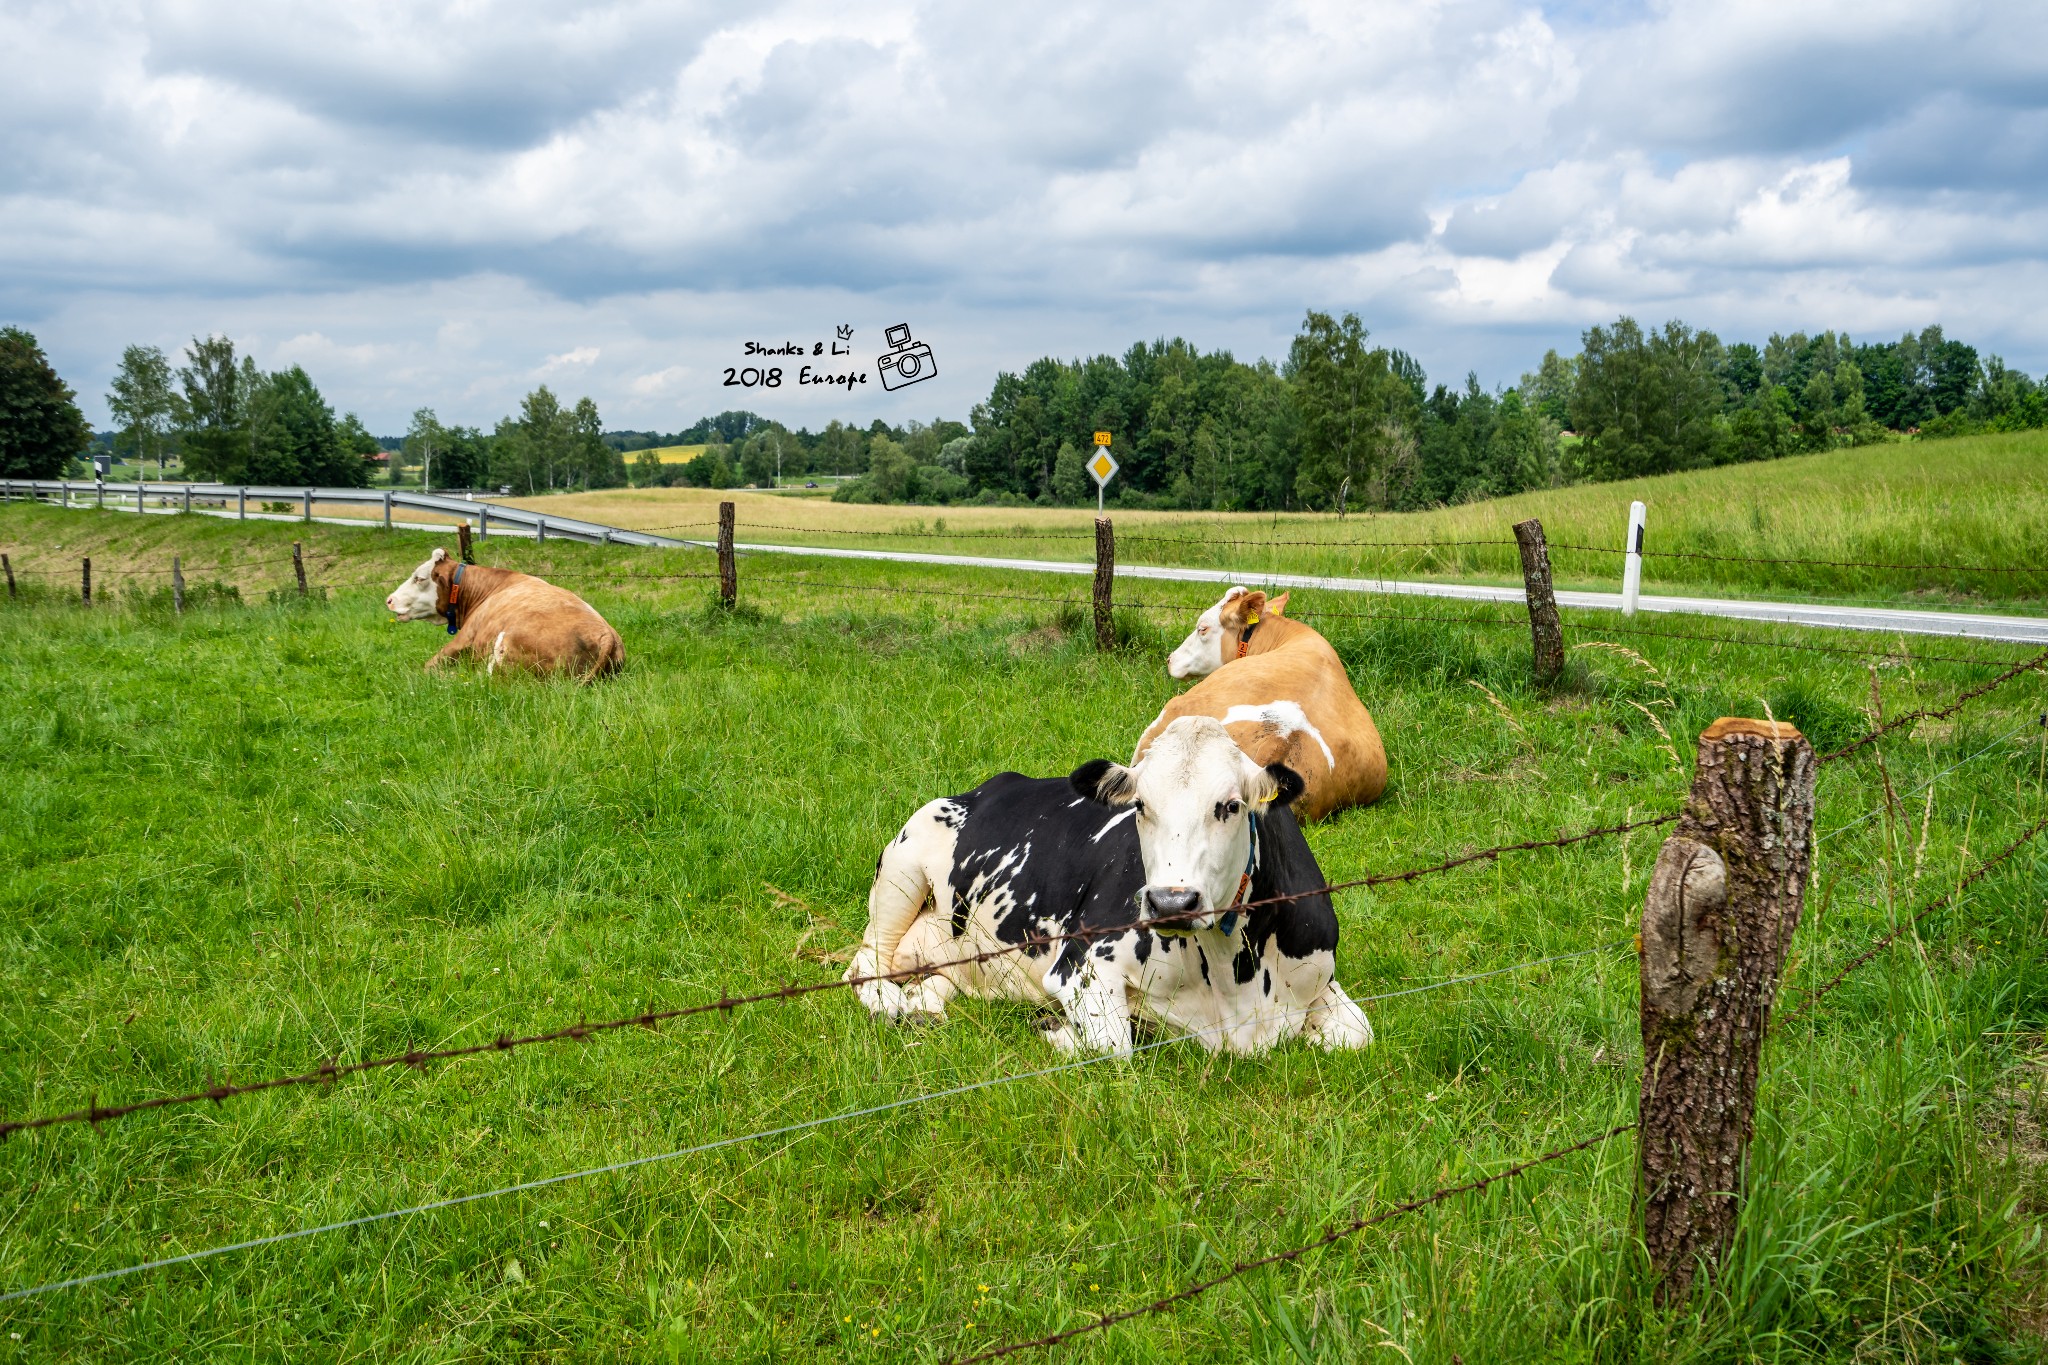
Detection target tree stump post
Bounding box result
[1639,717,1816,1304]
[81,557,91,607]
[1513,517,1565,686]
[1093,518,1116,652]
[172,556,184,614]
[293,541,307,598]
[457,523,474,565]
[718,501,737,606]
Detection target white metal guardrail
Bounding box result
[0,479,688,549]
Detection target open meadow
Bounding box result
[1,487,2046,1361]
[503,430,2048,615]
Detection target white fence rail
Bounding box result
[0,479,689,550]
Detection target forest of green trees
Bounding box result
[609,313,2048,512]
[3,315,2043,509]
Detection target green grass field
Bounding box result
[514,430,2048,613]
[1,497,2046,1361]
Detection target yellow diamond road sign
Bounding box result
[1088,450,1119,485]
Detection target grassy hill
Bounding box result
[511,430,2048,610]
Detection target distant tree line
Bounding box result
[2,319,2042,507]
[607,315,2047,513]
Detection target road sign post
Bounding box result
[1088,433,1118,515]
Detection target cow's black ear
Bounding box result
[1263,762,1306,808]
[1071,758,1136,806]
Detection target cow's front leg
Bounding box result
[1301,977,1374,1050]
[424,636,470,670]
[1044,952,1133,1057]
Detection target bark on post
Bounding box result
[292,541,307,598]
[81,557,91,607]
[1093,517,1116,652]
[1639,717,1816,1304]
[457,522,474,565]
[172,556,184,614]
[717,501,737,607]
[1513,517,1565,686]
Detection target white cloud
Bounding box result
[3,0,2044,431]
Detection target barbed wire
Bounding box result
[1560,619,2036,670]
[948,1121,1635,1363]
[1817,647,2048,763]
[0,812,1674,1140]
[0,941,1635,1305]
[1777,810,2048,1029]
[1544,542,2048,574]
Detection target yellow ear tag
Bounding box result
[1248,613,1260,624]
[1256,793,1276,804]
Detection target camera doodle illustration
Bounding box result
[876,323,936,391]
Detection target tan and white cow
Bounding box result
[385,547,623,680]
[1135,587,1386,822]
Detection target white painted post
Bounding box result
[62,483,71,508]
[1622,500,1646,618]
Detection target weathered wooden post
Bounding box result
[1093,517,1116,652]
[292,541,307,598]
[1639,717,1815,1304]
[718,501,737,607]
[1513,517,1565,686]
[172,556,185,614]
[2,553,15,600]
[457,522,474,565]
[81,557,91,606]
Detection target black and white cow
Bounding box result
[845,716,1374,1056]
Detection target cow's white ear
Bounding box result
[431,547,448,562]
[1221,586,1249,603]
[1071,759,1138,806]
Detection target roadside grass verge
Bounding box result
[0,507,2044,1359]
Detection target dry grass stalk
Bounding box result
[1626,699,1684,769]
[1466,679,1525,735]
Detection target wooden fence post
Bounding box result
[293,541,307,598]
[457,523,474,565]
[1093,517,1116,652]
[172,556,184,614]
[718,501,737,606]
[2,553,15,600]
[1639,717,1816,1304]
[81,557,91,607]
[1513,517,1565,686]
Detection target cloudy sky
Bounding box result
[5,0,2046,434]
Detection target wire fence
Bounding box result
[7,498,2048,1335]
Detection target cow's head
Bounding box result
[385,547,449,620]
[1165,587,1290,679]
[1071,715,1304,931]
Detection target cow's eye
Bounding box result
[1131,799,1146,816]
[1219,800,1242,820]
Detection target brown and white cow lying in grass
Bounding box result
[1136,587,1386,822]
[385,547,623,680]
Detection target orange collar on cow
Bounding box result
[1234,612,1261,660]
[445,563,466,636]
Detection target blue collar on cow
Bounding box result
[445,562,467,636]
[1216,807,1261,937]
[1235,612,1261,660]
